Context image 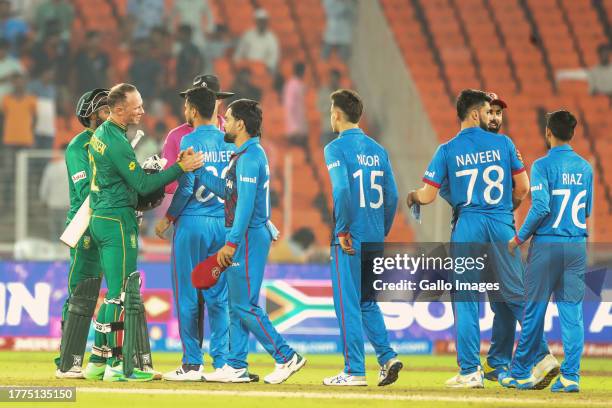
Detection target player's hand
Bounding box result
[507,237,519,254]
[406,190,418,208]
[155,217,171,240]
[177,147,204,172]
[339,233,356,255]
[217,244,236,268]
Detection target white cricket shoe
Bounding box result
[445,367,484,388]
[533,353,560,390]
[202,364,251,383]
[264,353,307,384]
[162,364,203,381]
[323,371,367,386]
[378,358,403,386]
[142,365,162,380]
[55,366,84,379]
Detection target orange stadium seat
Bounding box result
[380,0,611,240]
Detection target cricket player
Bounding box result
[501,110,592,392]
[321,89,402,387]
[192,98,306,384]
[407,89,551,388]
[55,88,110,379]
[87,83,204,382]
[162,74,232,195]
[439,93,511,225]
[439,94,558,382]
[155,86,235,381]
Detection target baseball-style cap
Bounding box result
[487,92,508,109]
[191,253,227,289]
[179,74,235,99]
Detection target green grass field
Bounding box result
[0,352,611,408]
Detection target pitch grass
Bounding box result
[0,352,611,408]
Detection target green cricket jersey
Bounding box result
[65,128,93,221]
[88,119,183,210]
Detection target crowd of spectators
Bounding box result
[0,0,355,241]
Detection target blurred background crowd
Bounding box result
[0,0,381,261]
[2,0,611,261]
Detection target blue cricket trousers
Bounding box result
[226,225,296,369]
[451,212,550,375]
[510,237,586,382]
[330,241,397,376]
[172,215,229,367]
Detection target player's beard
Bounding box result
[478,117,489,131]
[487,121,501,134]
[224,132,237,143]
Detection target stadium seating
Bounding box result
[381,0,612,242]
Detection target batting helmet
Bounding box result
[76,88,109,127]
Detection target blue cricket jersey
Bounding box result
[196,137,270,247]
[423,127,525,226]
[324,128,398,244]
[166,124,234,219]
[517,144,593,243]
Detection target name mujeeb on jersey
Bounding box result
[203,150,233,163]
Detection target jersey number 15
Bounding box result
[353,169,383,209]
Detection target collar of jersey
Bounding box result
[339,128,363,137]
[108,118,127,132]
[194,124,217,132]
[459,126,484,135]
[549,144,573,153]
[235,136,260,153]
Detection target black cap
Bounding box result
[179,74,234,99]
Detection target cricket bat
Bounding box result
[60,130,144,247]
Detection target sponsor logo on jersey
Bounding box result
[71,171,87,183]
[424,170,435,179]
[130,233,137,248]
[239,175,257,183]
[129,161,136,171]
[327,160,340,170]
[531,184,543,192]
